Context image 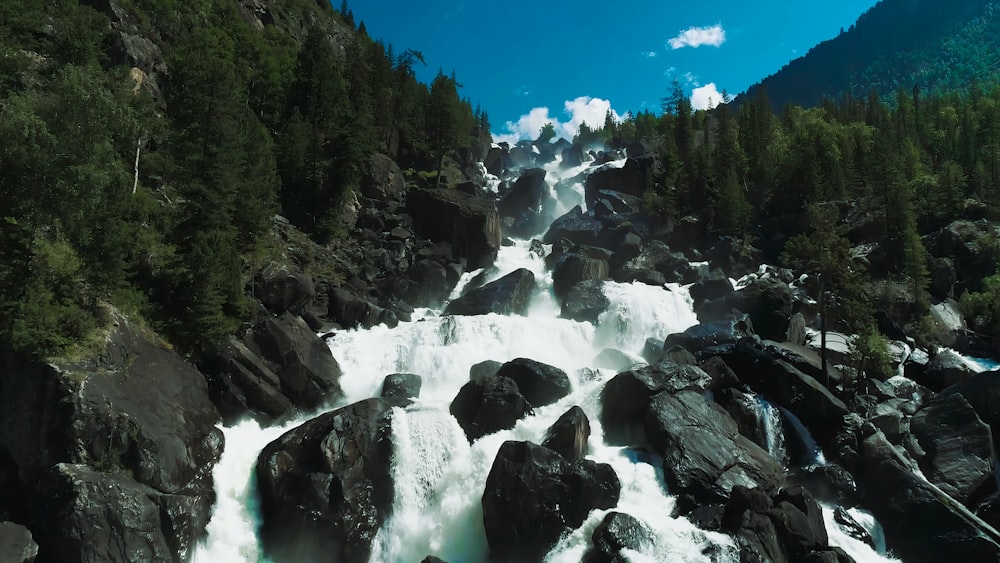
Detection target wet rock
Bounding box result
[591,348,636,371]
[542,406,591,462]
[911,393,995,504]
[485,145,510,176]
[397,259,454,308]
[450,375,532,442]
[561,280,610,324]
[586,511,654,563]
[482,441,621,562]
[470,359,503,380]
[33,464,179,563]
[254,312,343,408]
[499,168,549,237]
[380,373,422,406]
[543,206,610,248]
[583,158,650,207]
[601,362,715,434]
[256,399,394,563]
[642,338,665,364]
[495,358,571,408]
[689,270,734,309]
[786,313,808,346]
[645,391,785,503]
[445,268,536,316]
[0,522,37,563]
[799,464,859,506]
[769,487,829,559]
[327,287,388,329]
[721,339,849,449]
[851,427,1000,562]
[407,186,501,270]
[202,338,295,422]
[663,316,754,358]
[617,241,699,285]
[551,249,610,300]
[833,507,875,549]
[943,370,1000,452]
[699,278,792,342]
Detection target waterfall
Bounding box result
[192,152,895,563]
[779,405,827,468]
[754,396,788,467]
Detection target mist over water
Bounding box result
[192,155,898,562]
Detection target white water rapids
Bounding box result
[192,156,896,562]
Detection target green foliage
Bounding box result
[850,324,894,382]
[961,273,1000,345]
[537,122,556,143]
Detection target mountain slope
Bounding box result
[738,0,1000,110]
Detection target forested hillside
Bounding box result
[738,0,1000,110]
[0,0,486,356]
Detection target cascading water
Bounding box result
[193,153,896,562]
[753,396,788,467]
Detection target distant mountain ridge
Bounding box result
[737,0,1000,110]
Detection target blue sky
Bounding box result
[348,1,880,143]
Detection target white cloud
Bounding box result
[691,83,723,111]
[644,51,658,58]
[493,96,622,144]
[668,24,726,49]
[682,71,699,87]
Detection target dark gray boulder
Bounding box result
[361,153,406,200]
[616,240,699,285]
[542,406,591,462]
[254,312,343,408]
[202,338,295,423]
[380,373,422,406]
[561,280,609,324]
[662,316,754,358]
[644,391,785,503]
[499,168,549,237]
[450,375,532,442]
[0,522,37,563]
[914,348,976,392]
[327,287,389,329]
[495,358,571,407]
[256,399,395,563]
[911,392,995,504]
[689,270,734,309]
[445,268,536,316]
[551,249,610,301]
[543,206,610,248]
[698,278,793,342]
[583,158,650,207]
[407,186,501,270]
[253,262,316,316]
[586,512,654,563]
[482,441,621,562]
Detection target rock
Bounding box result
[786,313,807,346]
[450,375,532,442]
[254,312,343,408]
[911,393,995,504]
[644,391,785,503]
[930,257,957,300]
[642,338,665,364]
[833,507,875,549]
[445,268,536,316]
[543,206,610,248]
[715,388,770,452]
[256,399,394,562]
[927,299,968,348]
[617,241,699,285]
[551,250,610,300]
[420,557,447,563]
[407,186,501,270]
[944,370,1000,453]
[915,348,976,392]
[482,441,621,562]
[587,512,654,563]
[499,168,549,236]
[33,464,180,563]
[542,406,591,462]
[397,259,454,308]
[470,359,503,380]
[361,153,406,200]
[0,315,222,561]
[689,270,734,309]
[0,522,37,563]
[799,464,859,506]
[561,280,610,324]
[591,348,636,371]
[721,339,849,449]
[851,428,1000,562]
[253,263,316,315]
[662,316,754,358]
[721,486,788,562]
[202,338,295,422]
[583,158,650,207]
[495,358,571,407]
[600,362,715,435]
[485,145,510,176]
[770,487,829,559]
[327,287,388,329]
[700,278,792,342]
[380,373,422,406]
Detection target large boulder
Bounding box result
[944,370,1000,453]
[256,399,395,563]
[327,287,390,329]
[561,280,610,324]
[644,390,785,503]
[600,361,715,435]
[380,373,422,407]
[698,278,793,342]
[541,406,591,462]
[0,314,222,561]
[721,486,834,563]
[583,158,650,207]
[253,312,343,408]
[407,186,501,270]
[662,316,754,358]
[586,512,654,563]
[201,337,295,422]
[551,249,610,300]
[253,262,316,316]
[499,168,547,220]
[616,240,699,285]
[482,441,621,562]
[445,268,536,316]
[450,375,532,442]
[495,358,571,408]
[543,206,610,248]
[913,348,976,392]
[911,393,995,504]
[850,427,1000,562]
[361,153,406,200]
[689,270,734,309]
[721,339,849,449]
